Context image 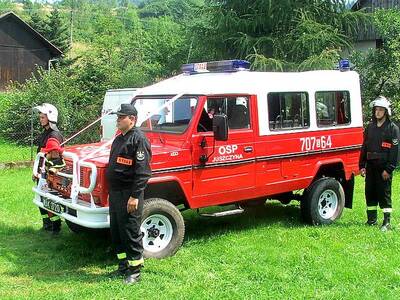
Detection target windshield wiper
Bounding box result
[156,123,165,144]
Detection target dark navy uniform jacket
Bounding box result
[359,119,399,174]
[106,127,152,198]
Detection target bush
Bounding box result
[0,68,103,146]
[350,9,400,123]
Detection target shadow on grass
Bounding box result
[183,201,305,240]
[0,201,354,282]
[183,200,361,242]
[0,222,113,283]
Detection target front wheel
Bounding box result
[141,198,185,259]
[301,177,345,225]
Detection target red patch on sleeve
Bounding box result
[117,157,133,165]
[382,142,392,149]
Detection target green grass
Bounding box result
[0,139,32,163]
[1,168,400,299]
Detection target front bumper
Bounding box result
[33,187,110,229]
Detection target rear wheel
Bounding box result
[141,198,185,259]
[301,177,345,225]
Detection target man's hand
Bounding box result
[49,168,57,175]
[360,168,366,177]
[127,197,139,213]
[382,170,391,181]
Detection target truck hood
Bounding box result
[64,142,191,170]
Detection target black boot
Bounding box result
[41,218,53,231]
[124,266,141,285]
[366,210,378,226]
[51,219,62,235]
[381,212,391,232]
[108,260,129,278]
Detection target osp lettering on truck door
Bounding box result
[212,145,243,162]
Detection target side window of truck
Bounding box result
[268,92,309,130]
[315,91,351,126]
[198,96,250,132]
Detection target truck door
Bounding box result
[191,95,256,207]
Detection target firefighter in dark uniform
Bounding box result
[106,103,152,284]
[359,96,399,231]
[33,103,64,233]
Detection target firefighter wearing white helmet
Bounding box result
[34,103,59,131]
[33,103,64,234]
[359,96,399,231]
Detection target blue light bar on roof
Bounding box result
[338,59,351,71]
[181,60,251,74]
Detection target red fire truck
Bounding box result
[33,60,363,258]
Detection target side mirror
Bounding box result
[213,114,228,141]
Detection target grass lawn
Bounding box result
[1,168,400,299]
[0,139,32,163]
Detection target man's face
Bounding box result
[375,106,386,121]
[39,113,49,127]
[47,150,60,159]
[117,115,135,131]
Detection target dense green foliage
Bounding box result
[352,9,400,121]
[0,0,206,145]
[199,0,370,70]
[0,0,398,144]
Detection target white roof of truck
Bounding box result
[136,70,360,96]
[106,88,139,94]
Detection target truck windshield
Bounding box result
[133,96,198,134]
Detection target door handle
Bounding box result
[244,146,253,153]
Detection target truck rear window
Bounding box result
[268,92,309,130]
[315,91,351,127]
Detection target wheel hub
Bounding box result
[318,189,338,219]
[147,225,160,238]
[141,214,173,253]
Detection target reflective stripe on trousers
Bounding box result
[50,215,60,221]
[128,257,144,267]
[117,253,127,260]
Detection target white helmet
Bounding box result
[370,96,391,116]
[33,103,59,130]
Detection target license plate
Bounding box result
[42,197,65,214]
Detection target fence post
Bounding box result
[30,105,34,161]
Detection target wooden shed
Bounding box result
[0,11,62,90]
[352,0,400,51]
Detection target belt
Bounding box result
[366,152,386,160]
[109,186,131,192]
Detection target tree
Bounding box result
[0,0,15,14]
[22,0,33,12]
[199,0,370,71]
[351,9,400,122]
[29,11,48,36]
[46,8,70,52]
[142,16,187,76]
[138,0,202,21]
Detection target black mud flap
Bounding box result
[342,175,355,209]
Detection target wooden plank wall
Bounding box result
[353,0,400,41]
[0,17,51,90]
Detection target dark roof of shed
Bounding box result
[352,0,400,11]
[0,11,62,57]
[351,0,400,41]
